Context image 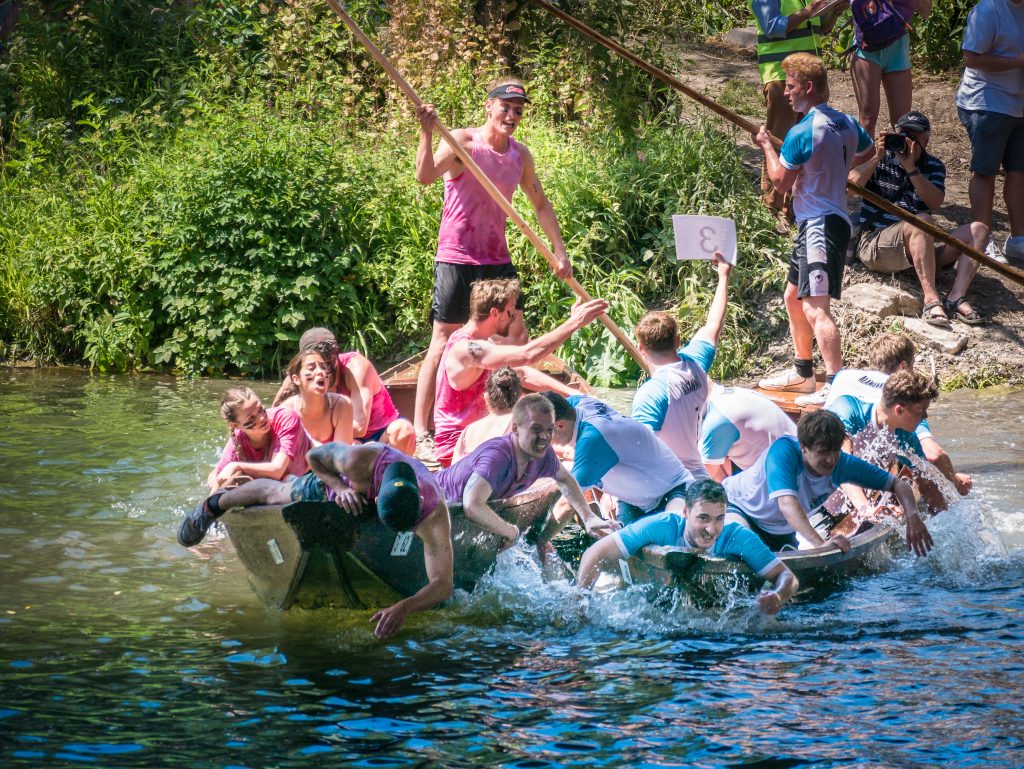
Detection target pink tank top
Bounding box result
[433,329,489,463]
[335,352,400,436]
[367,445,441,528]
[435,130,523,266]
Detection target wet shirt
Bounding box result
[435,434,561,503]
[780,104,872,223]
[335,352,401,437]
[215,406,311,479]
[435,129,524,265]
[631,336,716,479]
[700,385,797,472]
[826,395,925,468]
[569,395,693,511]
[824,368,933,440]
[956,0,1024,117]
[433,329,490,463]
[722,436,894,534]
[612,511,781,576]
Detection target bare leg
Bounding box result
[880,69,913,130]
[850,56,882,161]
[968,172,998,228]
[784,282,815,360]
[213,478,293,509]
[383,418,416,456]
[944,222,987,313]
[1005,170,1024,237]
[801,295,842,375]
[903,216,942,308]
[413,320,459,435]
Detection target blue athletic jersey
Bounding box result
[700,385,797,471]
[612,512,781,576]
[569,395,692,510]
[824,368,933,441]
[723,436,895,534]
[631,336,716,479]
[826,394,925,467]
[780,105,872,224]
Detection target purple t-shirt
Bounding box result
[435,434,561,503]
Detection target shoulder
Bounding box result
[270,406,301,428]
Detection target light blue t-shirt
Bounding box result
[722,436,895,534]
[824,368,933,441]
[569,395,693,511]
[632,337,716,479]
[700,385,797,472]
[956,0,1024,118]
[827,395,924,467]
[612,511,781,576]
[780,104,872,224]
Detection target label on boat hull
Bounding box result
[391,532,414,557]
[266,538,285,566]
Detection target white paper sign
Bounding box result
[672,215,737,265]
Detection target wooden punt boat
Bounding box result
[218,480,560,610]
[380,350,589,421]
[617,522,899,604]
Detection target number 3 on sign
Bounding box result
[671,215,738,265]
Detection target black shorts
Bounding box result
[787,214,849,300]
[430,262,524,325]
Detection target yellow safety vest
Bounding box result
[754,0,824,85]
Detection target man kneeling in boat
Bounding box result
[723,410,933,557]
[576,479,799,615]
[179,443,453,640]
[436,394,616,552]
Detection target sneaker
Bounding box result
[985,239,1009,265]
[178,497,221,547]
[413,431,436,462]
[1006,237,1024,264]
[794,383,830,407]
[758,368,816,394]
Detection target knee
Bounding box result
[970,221,990,244]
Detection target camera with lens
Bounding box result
[884,132,909,153]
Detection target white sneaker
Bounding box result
[794,383,830,407]
[985,239,1009,265]
[758,368,815,394]
[1005,237,1024,264]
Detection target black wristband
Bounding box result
[907,169,921,178]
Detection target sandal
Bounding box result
[943,295,986,326]
[921,300,950,328]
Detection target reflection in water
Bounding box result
[1,369,1023,767]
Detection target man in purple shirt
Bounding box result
[436,393,615,551]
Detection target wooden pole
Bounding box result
[324,0,649,373]
[528,0,1024,288]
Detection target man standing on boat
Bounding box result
[541,392,693,527]
[433,278,606,467]
[754,53,873,407]
[576,479,799,616]
[413,78,573,459]
[631,255,732,480]
[436,394,615,551]
[178,443,452,640]
[723,409,933,556]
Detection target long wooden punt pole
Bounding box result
[528,0,1024,288]
[325,0,649,373]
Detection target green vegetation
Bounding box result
[0,0,980,383]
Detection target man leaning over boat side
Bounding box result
[576,479,799,616]
[824,332,972,498]
[178,442,453,640]
[723,409,933,557]
[631,254,732,481]
[413,78,574,458]
[435,394,617,554]
[433,278,606,467]
[540,392,694,527]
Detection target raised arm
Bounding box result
[518,146,571,279]
[695,255,732,347]
[462,473,520,550]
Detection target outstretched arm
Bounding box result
[307,443,369,515]
[519,146,571,279]
[920,436,971,497]
[575,534,623,590]
[462,473,520,550]
[694,255,732,347]
[778,494,850,552]
[553,465,618,538]
[890,477,933,557]
[755,562,799,615]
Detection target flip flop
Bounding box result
[921,300,950,328]
[943,296,986,326]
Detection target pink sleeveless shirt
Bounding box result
[435,130,524,266]
[335,351,400,436]
[433,329,490,464]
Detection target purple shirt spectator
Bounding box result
[435,434,561,503]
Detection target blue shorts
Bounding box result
[854,34,910,73]
[728,505,799,552]
[617,482,688,527]
[290,471,328,503]
[788,214,849,300]
[356,425,388,444]
[958,108,1024,177]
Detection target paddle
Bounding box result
[527,0,1024,289]
[324,1,649,374]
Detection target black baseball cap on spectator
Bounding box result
[895,111,930,134]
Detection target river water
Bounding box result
[2,368,1023,768]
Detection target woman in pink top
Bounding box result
[208,387,311,491]
[411,78,574,455]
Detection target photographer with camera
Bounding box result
[849,111,989,326]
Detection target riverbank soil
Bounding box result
[667,36,1024,387]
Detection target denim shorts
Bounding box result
[958,107,1024,176]
[854,34,911,73]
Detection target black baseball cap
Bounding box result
[377,461,421,532]
[895,111,930,134]
[487,83,530,103]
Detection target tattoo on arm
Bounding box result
[467,341,484,360]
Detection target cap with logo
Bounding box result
[487,83,530,103]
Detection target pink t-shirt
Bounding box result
[335,352,400,436]
[215,406,310,479]
[433,329,489,464]
[435,130,524,266]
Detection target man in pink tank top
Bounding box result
[412,78,574,458]
[433,278,607,466]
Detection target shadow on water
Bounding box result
[1,370,1023,767]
